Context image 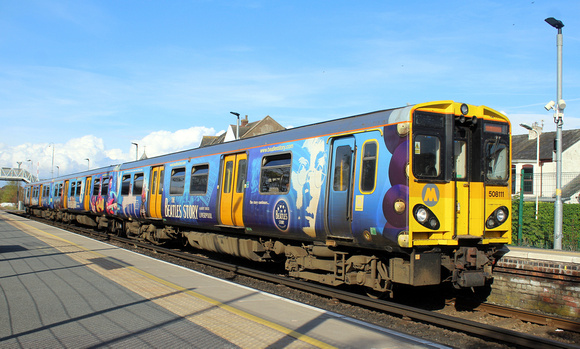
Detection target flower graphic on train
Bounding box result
[291,137,326,237]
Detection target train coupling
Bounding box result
[452,247,493,288]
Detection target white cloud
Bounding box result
[132,126,216,159]
[0,127,218,180]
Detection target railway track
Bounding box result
[19,213,580,349]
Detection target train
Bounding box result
[24,100,512,296]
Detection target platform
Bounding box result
[503,245,580,264]
[0,211,447,348]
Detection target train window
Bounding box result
[102,177,109,195]
[333,146,352,191]
[54,185,58,197]
[236,159,247,194]
[93,178,101,195]
[485,138,509,182]
[360,141,378,193]
[190,164,209,195]
[260,153,291,194]
[76,181,82,196]
[223,161,233,194]
[70,182,76,197]
[170,167,186,195]
[134,173,144,196]
[121,174,131,196]
[158,170,164,195]
[413,135,441,178]
[454,141,467,180]
[58,184,63,197]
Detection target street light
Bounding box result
[27,159,33,176]
[56,166,60,177]
[230,112,240,140]
[85,158,90,170]
[49,143,55,178]
[16,161,22,208]
[545,17,565,250]
[132,142,139,161]
[520,123,542,220]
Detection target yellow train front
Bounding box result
[403,101,511,289]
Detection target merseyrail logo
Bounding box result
[422,184,439,207]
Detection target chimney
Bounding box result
[241,115,249,127]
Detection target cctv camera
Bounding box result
[558,99,566,110]
[545,100,556,111]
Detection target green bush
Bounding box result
[512,198,580,251]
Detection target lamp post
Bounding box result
[16,161,22,208]
[520,123,542,220]
[85,158,90,170]
[132,142,139,161]
[545,17,565,250]
[230,112,240,140]
[49,143,55,178]
[27,159,33,177]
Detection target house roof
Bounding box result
[199,115,285,147]
[562,174,580,200]
[512,129,580,161]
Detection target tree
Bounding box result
[0,182,20,203]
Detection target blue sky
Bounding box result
[1,1,579,179]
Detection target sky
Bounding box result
[1,0,579,180]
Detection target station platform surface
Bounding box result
[503,245,580,264]
[0,211,447,349]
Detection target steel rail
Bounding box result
[473,302,580,333]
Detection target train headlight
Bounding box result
[461,103,469,115]
[414,204,440,230]
[486,206,509,229]
[416,207,428,223]
[495,208,507,223]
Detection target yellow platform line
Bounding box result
[4,215,336,349]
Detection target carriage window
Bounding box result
[102,177,109,195]
[93,178,101,195]
[361,141,378,192]
[454,141,467,180]
[133,173,144,195]
[260,153,291,194]
[70,182,76,197]
[190,164,209,195]
[223,161,233,194]
[54,185,59,197]
[76,181,82,196]
[170,167,186,195]
[236,159,247,194]
[58,184,63,197]
[121,174,131,196]
[413,135,441,178]
[333,145,351,191]
[485,138,509,182]
[158,170,164,195]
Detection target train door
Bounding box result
[454,126,471,235]
[219,153,247,227]
[84,177,92,211]
[38,184,43,206]
[149,165,164,219]
[327,136,355,238]
[63,180,69,209]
